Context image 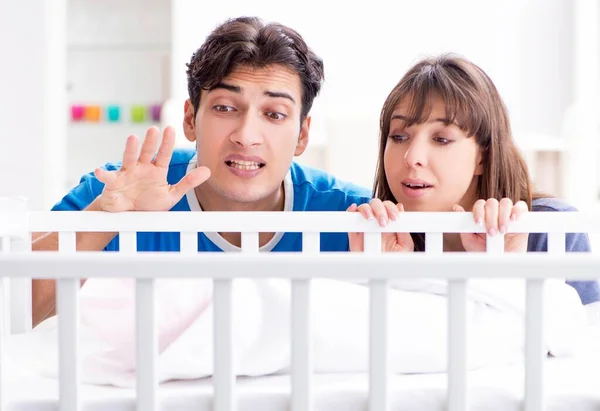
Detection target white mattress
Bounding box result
[4,355,600,411]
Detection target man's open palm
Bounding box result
[95,126,211,212]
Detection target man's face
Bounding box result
[183,64,310,208]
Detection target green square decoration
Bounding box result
[131,105,146,122]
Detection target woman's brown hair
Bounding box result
[373,54,545,250]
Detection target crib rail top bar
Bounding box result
[0,210,596,234]
[0,252,599,280]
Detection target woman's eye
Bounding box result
[390,134,407,142]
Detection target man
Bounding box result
[31,16,371,326]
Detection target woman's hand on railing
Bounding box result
[93,126,211,212]
[454,198,529,252]
[347,199,414,252]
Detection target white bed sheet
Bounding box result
[4,327,600,411]
[4,356,600,411]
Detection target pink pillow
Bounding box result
[78,277,213,374]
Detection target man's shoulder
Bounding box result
[166,148,197,181]
[289,162,371,211]
[168,147,197,167]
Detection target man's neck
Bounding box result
[194,184,285,212]
[194,184,286,248]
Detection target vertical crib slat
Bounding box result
[525,278,544,411]
[425,232,443,253]
[136,279,157,411]
[524,233,563,411]
[365,232,388,411]
[448,279,467,411]
[213,278,234,411]
[122,232,157,411]
[547,232,565,255]
[214,232,258,411]
[8,231,32,335]
[57,231,80,411]
[486,233,505,254]
[291,232,318,411]
[180,232,198,254]
[1,237,9,330]
[0,236,10,411]
[426,232,469,411]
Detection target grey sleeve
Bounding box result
[565,233,600,305]
[527,232,590,252]
[528,231,599,304]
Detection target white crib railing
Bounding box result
[1,197,600,411]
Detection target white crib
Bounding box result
[1,196,600,411]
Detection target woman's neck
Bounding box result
[442,181,480,252]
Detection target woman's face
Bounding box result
[383,97,483,211]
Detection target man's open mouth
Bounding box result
[225,160,265,171]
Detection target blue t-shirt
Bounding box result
[527,197,599,304]
[52,148,372,253]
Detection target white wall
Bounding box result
[0,0,67,210]
[65,0,171,189]
[0,1,597,210]
[170,0,588,192]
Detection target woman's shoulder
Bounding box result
[531,196,579,212]
[528,196,590,253]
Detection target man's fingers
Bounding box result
[122,135,139,169]
[154,126,176,168]
[170,165,212,200]
[94,167,117,185]
[139,127,160,164]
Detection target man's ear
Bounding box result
[183,99,197,143]
[294,116,311,156]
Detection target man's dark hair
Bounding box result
[186,16,325,121]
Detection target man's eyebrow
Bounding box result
[208,82,241,93]
[265,91,296,104]
[208,83,296,104]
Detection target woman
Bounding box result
[348,53,599,306]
